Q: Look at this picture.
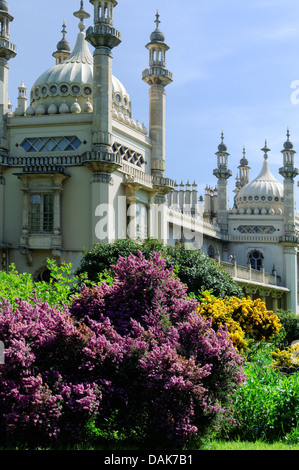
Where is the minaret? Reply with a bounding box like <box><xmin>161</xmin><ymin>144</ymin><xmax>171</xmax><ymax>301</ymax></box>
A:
<box><xmin>142</xmin><ymin>11</ymin><xmax>173</xmax><ymax>178</ymax></box>
<box><xmin>84</xmin><ymin>1</ymin><xmax>122</xmax><ymax>244</ymax></box>
<box><xmin>0</xmin><ymin>0</ymin><xmax>16</xmax><ymax>153</ymax></box>
<box><xmin>279</xmin><ymin>130</ymin><xmax>299</xmax><ymax>313</ymax></box>
<box><xmin>14</xmin><ymin>80</ymin><xmax>28</xmax><ymax>116</ymax></box>
<box><xmin>238</xmin><ymin>147</ymin><xmax>250</xmax><ymax>188</ymax></box>
<box><xmin>86</xmin><ymin>0</ymin><xmax>121</xmax><ymax>155</ymax></box>
<box><xmin>279</xmin><ymin>129</ymin><xmax>299</xmax><ymax>234</ymax></box>
<box><xmin>52</xmin><ymin>21</ymin><xmax>71</xmax><ymax>64</ymax></box>
<box><xmin>213</xmin><ymin>132</ymin><xmax>232</xmax><ymax>233</ymax></box>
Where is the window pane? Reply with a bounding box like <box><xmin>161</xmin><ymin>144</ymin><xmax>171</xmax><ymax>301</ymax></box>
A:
<box><xmin>43</xmin><ymin>194</ymin><xmax>54</xmax><ymax>232</ymax></box>
<box><xmin>29</xmin><ymin>194</ymin><xmax>41</xmax><ymax>232</ymax></box>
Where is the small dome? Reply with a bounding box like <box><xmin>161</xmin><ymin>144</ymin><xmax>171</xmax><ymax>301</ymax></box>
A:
<box><xmin>25</xmin><ymin>105</ymin><xmax>35</xmax><ymax>116</ymax></box>
<box><xmin>236</xmin><ymin>157</ymin><xmax>284</xmax><ymax>215</ymax></box>
<box><xmin>150</xmin><ymin>29</ymin><xmax>165</xmax><ymax>43</ymax></box>
<box><xmin>218</xmin><ymin>142</ymin><xmax>227</xmax><ymax>152</ymax></box>
<box><xmin>48</xmin><ymin>102</ymin><xmax>58</xmax><ymax>114</ymax></box>
<box><xmin>70</xmin><ymin>99</ymin><xmax>81</xmax><ymax>113</ymax></box>
<box><xmin>0</xmin><ymin>1</ymin><xmax>9</xmax><ymax>12</ymax></box>
<box><xmin>150</xmin><ymin>11</ymin><xmax>165</xmax><ymax>42</ymax></box>
<box><xmin>239</xmin><ymin>157</ymin><xmax>249</xmax><ymax>166</ymax></box>
<box><xmin>59</xmin><ymin>101</ymin><xmax>69</xmax><ymax>114</ymax></box>
<box><xmin>56</xmin><ymin>37</ymin><xmax>71</xmax><ymax>53</ymax></box>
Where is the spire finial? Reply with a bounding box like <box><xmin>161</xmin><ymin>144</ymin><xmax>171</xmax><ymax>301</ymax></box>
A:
<box><xmin>74</xmin><ymin>0</ymin><xmax>90</xmax><ymax>32</ymax></box>
<box><xmin>61</xmin><ymin>20</ymin><xmax>67</xmax><ymax>39</ymax></box>
<box><xmin>261</xmin><ymin>139</ymin><xmax>270</xmax><ymax>160</ymax></box>
<box><xmin>283</xmin><ymin>127</ymin><xmax>294</xmax><ymax>151</ymax></box>
<box><xmin>155</xmin><ymin>9</ymin><xmax>161</xmax><ymax>29</ymax></box>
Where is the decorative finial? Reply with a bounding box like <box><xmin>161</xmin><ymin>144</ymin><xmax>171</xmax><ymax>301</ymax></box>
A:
<box><xmin>155</xmin><ymin>9</ymin><xmax>161</xmax><ymax>29</ymax></box>
<box><xmin>283</xmin><ymin>127</ymin><xmax>294</xmax><ymax>151</ymax></box>
<box><xmin>61</xmin><ymin>20</ymin><xmax>67</xmax><ymax>39</ymax></box>
<box><xmin>74</xmin><ymin>0</ymin><xmax>90</xmax><ymax>31</ymax></box>
<box><xmin>261</xmin><ymin>139</ymin><xmax>270</xmax><ymax>160</ymax></box>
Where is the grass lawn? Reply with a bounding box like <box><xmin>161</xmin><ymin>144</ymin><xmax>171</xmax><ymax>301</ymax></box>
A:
<box><xmin>201</xmin><ymin>439</ymin><xmax>299</xmax><ymax>450</ymax></box>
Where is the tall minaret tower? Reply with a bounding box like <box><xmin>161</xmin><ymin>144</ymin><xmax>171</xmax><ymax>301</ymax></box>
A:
<box><xmin>213</xmin><ymin>132</ymin><xmax>232</xmax><ymax>233</ymax></box>
<box><xmin>86</xmin><ymin>0</ymin><xmax>121</xmax><ymax>155</ymax></box>
<box><xmin>279</xmin><ymin>129</ymin><xmax>299</xmax><ymax>313</ymax></box>
<box><xmin>142</xmin><ymin>11</ymin><xmax>173</xmax><ymax>178</ymax></box>
<box><xmin>0</xmin><ymin>0</ymin><xmax>16</xmax><ymax>153</ymax></box>
<box><xmin>85</xmin><ymin>1</ymin><xmax>121</xmax><ymax>244</ymax></box>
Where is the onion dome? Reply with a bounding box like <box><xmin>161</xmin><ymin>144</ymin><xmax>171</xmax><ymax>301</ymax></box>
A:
<box><xmin>150</xmin><ymin>10</ymin><xmax>165</xmax><ymax>43</ymax></box>
<box><xmin>283</xmin><ymin>128</ymin><xmax>294</xmax><ymax>151</ymax></box>
<box><xmin>236</xmin><ymin>141</ymin><xmax>284</xmax><ymax>215</ymax></box>
<box><xmin>29</xmin><ymin>2</ymin><xmax>132</xmax><ymax>120</ymax></box>
<box><xmin>217</xmin><ymin>131</ymin><xmax>228</xmax><ymax>153</ymax></box>
<box><xmin>0</xmin><ymin>1</ymin><xmax>8</xmax><ymax>12</ymax></box>
<box><xmin>53</xmin><ymin>21</ymin><xmax>71</xmax><ymax>61</ymax></box>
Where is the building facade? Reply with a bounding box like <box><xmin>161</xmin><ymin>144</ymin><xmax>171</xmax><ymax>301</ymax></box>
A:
<box><xmin>0</xmin><ymin>1</ymin><xmax>298</xmax><ymax>312</ymax></box>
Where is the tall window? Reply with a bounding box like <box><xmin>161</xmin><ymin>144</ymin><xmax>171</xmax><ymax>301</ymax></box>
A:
<box><xmin>248</xmin><ymin>250</ymin><xmax>264</xmax><ymax>271</ymax></box>
<box><xmin>136</xmin><ymin>203</ymin><xmax>148</xmax><ymax>241</ymax></box>
<box><xmin>29</xmin><ymin>194</ymin><xmax>54</xmax><ymax>233</ymax></box>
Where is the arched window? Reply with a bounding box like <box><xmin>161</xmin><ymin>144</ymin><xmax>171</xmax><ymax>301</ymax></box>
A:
<box><xmin>248</xmin><ymin>250</ymin><xmax>264</xmax><ymax>271</ymax></box>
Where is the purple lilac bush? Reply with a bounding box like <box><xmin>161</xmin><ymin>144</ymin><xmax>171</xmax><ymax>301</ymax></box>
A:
<box><xmin>0</xmin><ymin>252</ymin><xmax>245</xmax><ymax>448</ymax></box>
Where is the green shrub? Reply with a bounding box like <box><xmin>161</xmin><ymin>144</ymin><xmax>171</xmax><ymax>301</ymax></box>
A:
<box><xmin>227</xmin><ymin>358</ymin><xmax>299</xmax><ymax>442</ymax></box>
<box><xmin>0</xmin><ymin>260</ymin><xmax>82</xmax><ymax>307</ymax></box>
<box><xmin>276</xmin><ymin>309</ymin><xmax>299</xmax><ymax>347</ymax></box>
<box><xmin>76</xmin><ymin>239</ymin><xmax>243</xmax><ymax>299</ymax></box>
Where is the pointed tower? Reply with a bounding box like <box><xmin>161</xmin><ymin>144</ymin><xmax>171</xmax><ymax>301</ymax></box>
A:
<box><xmin>0</xmin><ymin>0</ymin><xmax>16</xmax><ymax>153</ymax></box>
<box><xmin>85</xmin><ymin>1</ymin><xmax>122</xmax><ymax>244</ymax></box>
<box><xmin>238</xmin><ymin>147</ymin><xmax>250</xmax><ymax>188</ymax></box>
<box><xmin>279</xmin><ymin>130</ymin><xmax>299</xmax><ymax>313</ymax></box>
<box><xmin>52</xmin><ymin>21</ymin><xmax>71</xmax><ymax>64</ymax></box>
<box><xmin>14</xmin><ymin>80</ymin><xmax>28</xmax><ymax>116</ymax></box>
<box><xmin>142</xmin><ymin>11</ymin><xmax>173</xmax><ymax>178</ymax></box>
<box><xmin>279</xmin><ymin>129</ymin><xmax>299</xmax><ymax>234</ymax></box>
<box><xmin>213</xmin><ymin>132</ymin><xmax>232</xmax><ymax>233</ymax></box>
<box><xmin>86</xmin><ymin>0</ymin><xmax>121</xmax><ymax>156</ymax></box>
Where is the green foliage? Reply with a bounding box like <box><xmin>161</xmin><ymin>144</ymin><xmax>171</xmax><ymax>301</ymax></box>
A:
<box><xmin>76</xmin><ymin>239</ymin><xmax>243</xmax><ymax>298</ymax></box>
<box><xmin>276</xmin><ymin>309</ymin><xmax>299</xmax><ymax>348</ymax></box>
<box><xmin>0</xmin><ymin>260</ymin><xmax>83</xmax><ymax>307</ymax></box>
<box><xmin>227</xmin><ymin>347</ymin><xmax>299</xmax><ymax>442</ymax></box>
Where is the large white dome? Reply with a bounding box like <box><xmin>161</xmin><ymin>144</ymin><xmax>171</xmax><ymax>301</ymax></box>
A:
<box><xmin>235</xmin><ymin>157</ymin><xmax>284</xmax><ymax>215</ymax></box>
<box><xmin>29</xmin><ymin>31</ymin><xmax>132</xmax><ymax>118</ymax></box>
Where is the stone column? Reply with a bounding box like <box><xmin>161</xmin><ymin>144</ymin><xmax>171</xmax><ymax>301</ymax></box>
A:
<box><xmin>92</xmin><ymin>173</ymin><xmax>115</xmax><ymax>245</ymax></box>
<box><xmin>127</xmin><ymin>196</ymin><xmax>138</xmax><ymax>241</ymax></box>
<box><xmin>283</xmin><ymin>245</ymin><xmax>298</xmax><ymax>313</ymax></box>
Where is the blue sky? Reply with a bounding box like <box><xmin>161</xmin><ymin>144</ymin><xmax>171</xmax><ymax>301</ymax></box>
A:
<box><xmin>7</xmin><ymin>0</ymin><xmax>299</xmax><ymax>206</ymax></box>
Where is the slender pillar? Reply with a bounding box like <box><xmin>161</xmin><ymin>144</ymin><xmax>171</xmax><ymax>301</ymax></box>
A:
<box><xmin>279</xmin><ymin>130</ymin><xmax>299</xmax><ymax>313</ymax></box>
<box><xmin>85</xmin><ymin>1</ymin><xmax>121</xmax><ymax>244</ymax></box>
<box><xmin>213</xmin><ymin>132</ymin><xmax>232</xmax><ymax>234</ymax></box>
<box><xmin>0</xmin><ymin>1</ymin><xmax>16</xmax><ymax>152</ymax></box>
<box><xmin>142</xmin><ymin>11</ymin><xmax>173</xmax><ymax>177</ymax></box>
<box><xmin>86</xmin><ymin>0</ymin><xmax>121</xmax><ymax>153</ymax></box>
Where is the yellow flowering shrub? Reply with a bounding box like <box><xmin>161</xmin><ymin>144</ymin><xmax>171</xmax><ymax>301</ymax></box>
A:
<box><xmin>197</xmin><ymin>292</ymin><xmax>282</xmax><ymax>352</ymax></box>
<box><xmin>271</xmin><ymin>341</ymin><xmax>299</xmax><ymax>373</ymax></box>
